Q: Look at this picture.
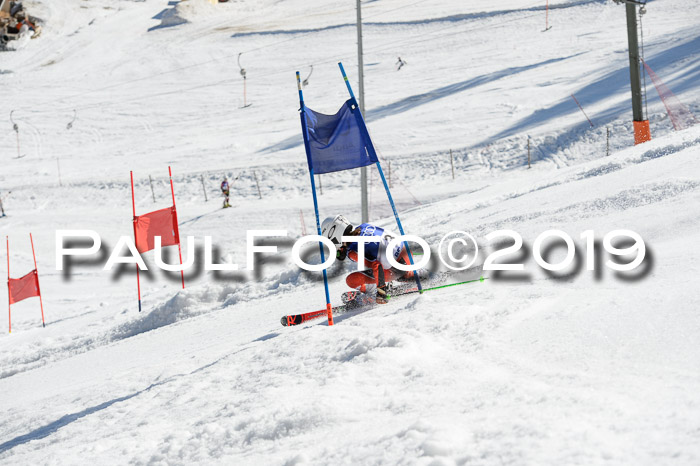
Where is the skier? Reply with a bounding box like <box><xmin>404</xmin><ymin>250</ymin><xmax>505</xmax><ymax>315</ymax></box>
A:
<box><xmin>321</xmin><ymin>214</ymin><xmax>414</xmax><ymax>304</ymax></box>
<box><xmin>396</xmin><ymin>56</ymin><xmax>406</xmax><ymax>71</ymax></box>
<box><xmin>220</xmin><ymin>177</ymin><xmax>231</xmax><ymax>208</ymax></box>
<box><xmin>9</xmin><ymin>1</ymin><xmax>23</xmax><ymax>17</ymax></box>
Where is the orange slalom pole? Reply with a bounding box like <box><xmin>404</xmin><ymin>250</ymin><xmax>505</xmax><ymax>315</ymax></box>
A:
<box><xmin>326</xmin><ymin>303</ymin><xmax>333</xmax><ymax>326</ymax></box>
<box><xmin>29</xmin><ymin>233</ymin><xmax>45</xmax><ymax>328</ymax></box>
<box><xmin>6</xmin><ymin>236</ymin><xmax>10</xmax><ymax>334</ymax></box>
<box><xmin>168</xmin><ymin>166</ymin><xmax>185</xmax><ymax>289</ymax></box>
<box><xmin>131</xmin><ymin>171</ymin><xmax>142</xmax><ymax>312</ymax></box>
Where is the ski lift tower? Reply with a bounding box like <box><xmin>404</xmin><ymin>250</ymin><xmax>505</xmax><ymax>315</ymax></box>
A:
<box><xmin>356</xmin><ymin>0</ymin><xmax>368</xmax><ymax>223</ymax></box>
<box><xmin>614</xmin><ymin>0</ymin><xmax>650</xmax><ymax>145</ymax></box>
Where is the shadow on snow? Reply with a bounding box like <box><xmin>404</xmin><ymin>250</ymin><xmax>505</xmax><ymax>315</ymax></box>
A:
<box><xmin>260</xmin><ymin>54</ymin><xmax>583</xmax><ymax>154</ymax></box>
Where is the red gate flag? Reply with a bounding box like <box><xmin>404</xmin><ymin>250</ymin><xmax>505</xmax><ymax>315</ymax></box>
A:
<box><xmin>7</xmin><ymin>234</ymin><xmax>46</xmax><ymax>333</ymax></box>
<box><xmin>9</xmin><ymin>270</ymin><xmax>40</xmax><ymax>304</ymax></box>
<box><xmin>130</xmin><ymin>167</ymin><xmax>185</xmax><ymax>313</ymax></box>
<box><xmin>134</xmin><ymin>206</ymin><xmax>179</xmax><ymax>253</ymax></box>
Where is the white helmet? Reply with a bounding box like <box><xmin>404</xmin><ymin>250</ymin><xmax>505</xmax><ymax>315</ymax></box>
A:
<box><xmin>321</xmin><ymin>215</ymin><xmax>354</xmax><ymax>248</ymax></box>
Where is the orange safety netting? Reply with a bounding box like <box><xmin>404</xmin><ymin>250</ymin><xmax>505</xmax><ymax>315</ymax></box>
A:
<box><xmin>643</xmin><ymin>60</ymin><xmax>697</xmax><ymax>131</ymax></box>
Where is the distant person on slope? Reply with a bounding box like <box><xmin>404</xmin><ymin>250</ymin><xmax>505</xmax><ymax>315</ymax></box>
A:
<box><xmin>321</xmin><ymin>214</ymin><xmax>417</xmax><ymax>304</ymax></box>
<box><xmin>9</xmin><ymin>1</ymin><xmax>23</xmax><ymax>18</ymax></box>
<box><xmin>396</xmin><ymin>57</ymin><xmax>406</xmax><ymax>71</ymax></box>
<box><xmin>17</xmin><ymin>15</ymin><xmax>36</xmax><ymax>35</ymax></box>
<box><xmin>221</xmin><ymin>178</ymin><xmax>231</xmax><ymax>208</ymax></box>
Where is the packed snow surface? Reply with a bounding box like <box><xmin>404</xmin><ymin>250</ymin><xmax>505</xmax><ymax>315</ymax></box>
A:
<box><xmin>1</xmin><ymin>0</ymin><xmax>699</xmax><ymax>464</ymax></box>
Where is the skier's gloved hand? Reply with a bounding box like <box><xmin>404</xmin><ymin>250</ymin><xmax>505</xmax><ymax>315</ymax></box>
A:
<box><xmin>337</xmin><ymin>246</ymin><xmax>347</xmax><ymax>261</ymax></box>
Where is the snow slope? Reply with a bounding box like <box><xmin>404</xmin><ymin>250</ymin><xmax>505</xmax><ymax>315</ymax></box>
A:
<box><xmin>1</xmin><ymin>0</ymin><xmax>699</xmax><ymax>464</ymax></box>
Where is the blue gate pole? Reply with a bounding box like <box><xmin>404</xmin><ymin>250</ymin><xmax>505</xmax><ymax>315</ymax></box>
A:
<box><xmin>337</xmin><ymin>62</ymin><xmax>423</xmax><ymax>292</ymax></box>
<box><xmin>297</xmin><ymin>72</ymin><xmax>334</xmax><ymax>325</ymax></box>
<box><xmin>373</xmin><ymin>162</ymin><xmax>422</xmax><ymax>292</ymax></box>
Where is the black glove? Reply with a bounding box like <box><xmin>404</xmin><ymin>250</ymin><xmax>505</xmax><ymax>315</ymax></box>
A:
<box><xmin>336</xmin><ymin>246</ymin><xmax>347</xmax><ymax>261</ymax></box>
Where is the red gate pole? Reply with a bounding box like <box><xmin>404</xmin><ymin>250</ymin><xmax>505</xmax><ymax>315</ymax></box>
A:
<box><xmin>6</xmin><ymin>236</ymin><xmax>10</xmax><ymax>334</ymax></box>
<box><xmin>168</xmin><ymin>166</ymin><xmax>185</xmax><ymax>289</ymax></box>
<box><xmin>300</xmin><ymin>209</ymin><xmax>307</xmax><ymax>236</ymax></box>
<box><xmin>130</xmin><ymin>171</ymin><xmax>143</xmax><ymax>312</ymax></box>
<box><xmin>571</xmin><ymin>94</ymin><xmax>594</xmax><ymax>128</ymax></box>
<box><xmin>29</xmin><ymin>233</ymin><xmax>45</xmax><ymax>328</ymax></box>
